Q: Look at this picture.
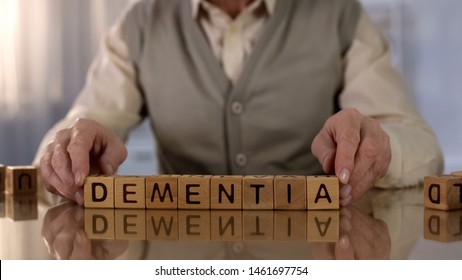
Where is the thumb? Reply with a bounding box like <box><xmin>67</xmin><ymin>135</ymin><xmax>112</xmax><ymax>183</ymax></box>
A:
<box><xmin>311</xmin><ymin>130</ymin><xmax>337</xmax><ymax>174</ymax></box>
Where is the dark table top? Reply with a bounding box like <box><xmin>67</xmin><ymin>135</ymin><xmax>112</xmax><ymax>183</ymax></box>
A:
<box><xmin>1</xmin><ymin>184</ymin><xmax>461</xmax><ymax>260</ymax></box>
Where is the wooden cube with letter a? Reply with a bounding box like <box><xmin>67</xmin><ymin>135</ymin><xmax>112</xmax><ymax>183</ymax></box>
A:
<box><xmin>243</xmin><ymin>175</ymin><xmax>274</xmax><ymax>210</ymax></box>
<box><xmin>211</xmin><ymin>175</ymin><xmax>242</xmax><ymax>209</ymax></box>
<box><xmin>0</xmin><ymin>164</ymin><xmax>5</xmax><ymax>193</ymax></box>
<box><xmin>115</xmin><ymin>176</ymin><xmax>146</xmax><ymax>209</ymax></box>
<box><xmin>178</xmin><ymin>175</ymin><xmax>211</xmax><ymax>209</ymax></box>
<box><xmin>306</xmin><ymin>176</ymin><xmax>339</xmax><ymax>210</ymax></box>
<box><xmin>84</xmin><ymin>176</ymin><xmax>115</xmax><ymax>208</ymax></box>
<box><xmin>146</xmin><ymin>175</ymin><xmax>179</xmax><ymax>209</ymax></box>
<box><xmin>6</xmin><ymin>166</ymin><xmax>37</xmax><ymax>195</ymax></box>
<box><xmin>274</xmin><ymin>175</ymin><xmax>306</xmax><ymax>210</ymax></box>
<box><xmin>424</xmin><ymin>175</ymin><xmax>462</xmax><ymax>210</ymax></box>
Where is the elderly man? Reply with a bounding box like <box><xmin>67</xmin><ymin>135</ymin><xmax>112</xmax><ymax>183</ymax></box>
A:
<box><xmin>35</xmin><ymin>0</ymin><xmax>443</xmax><ymax>206</ymax></box>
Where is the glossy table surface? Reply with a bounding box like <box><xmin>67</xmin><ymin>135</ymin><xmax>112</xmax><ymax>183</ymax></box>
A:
<box><xmin>1</xmin><ymin>183</ymin><xmax>461</xmax><ymax>260</ymax></box>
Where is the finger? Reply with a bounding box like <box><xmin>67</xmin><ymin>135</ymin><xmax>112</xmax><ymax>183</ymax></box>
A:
<box><xmin>311</xmin><ymin>130</ymin><xmax>337</xmax><ymax>174</ymax></box>
<box><xmin>40</xmin><ymin>153</ymin><xmax>74</xmax><ymax>200</ymax></box>
<box><xmin>69</xmin><ymin>230</ymin><xmax>93</xmax><ymax>260</ymax></box>
<box><xmin>335</xmin><ymin>235</ymin><xmax>355</xmax><ymax>259</ymax></box>
<box><xmin>97</xmin><ymin>137</ymin><xmax>127</xmax><ymax>175</ymax></box>
<box><xmin>51</xmin><ymin>143</ymin><xmax>75</xmax><ymax>189</ymax></box>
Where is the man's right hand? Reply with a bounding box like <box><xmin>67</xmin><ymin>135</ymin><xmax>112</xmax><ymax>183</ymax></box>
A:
<box><xmin>40</xmin><ymin>118</ymin><xmax>127</xmax><ymax>205</ymax></box>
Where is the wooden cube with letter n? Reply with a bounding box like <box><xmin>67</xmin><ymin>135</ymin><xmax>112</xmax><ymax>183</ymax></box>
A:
<box><xmin>84</xmin><ymin>176</ymin><xmax>115</xmax><ymax>208</ymax></box>
<box><xmin>115</xmin><ymin>176</ymin><xmax>146</xmax><ymax>209</ymax></box>
<box><xmin>306</xmin><ymin>176</ymin><xmax>339</xmax><ymax>210</ymax></box>
<box><xmin>146</xmin><ymin>175</ymin><xmax>179</xmax><ymax>209</ymax></box>
<box><xmin>6</xmin><ymin>166</ymin><xmax>37</xmax><ymax>195</ymax></box>
<box><xmin>243</xmin><ymin>175</ymin><xmax>274</xmax><ymax>210</ymax></box>
<box><xmin>178</xmin><ymin>175</ymin><xmax>211</xmax><ymax>209</ymax></box>
<box><xmin>211</xmin><ymin>175</ymin><xmax>242</xmax><ymax>209</ymax></box>
<box><xmin>0</xmin><ymin>164</ymin><xmax>5</xmax><ymax>193</ymax></box>
<box><xmin>424</xmin><ymin>175</ymin><xmax>462</xmax><ymax>210</ymax></box>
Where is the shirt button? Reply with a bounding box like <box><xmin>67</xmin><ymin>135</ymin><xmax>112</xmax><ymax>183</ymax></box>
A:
<box><xmin>231</xmin><ymin>101</ymin><xmax>244</xmax><ymax>115</ymax></box>
<box><xmin>235</xmin><ymin>153</ymin><xmax>247</xmax><ymax>166</ymax></box>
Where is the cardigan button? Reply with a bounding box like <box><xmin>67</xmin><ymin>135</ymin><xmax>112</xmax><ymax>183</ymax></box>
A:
<box><xmin>235</xmin><ymin>153</ymin><xmax>248</xmax><ymax>166</ymax></box>
<box><xmin>231</xmin><ymin>101</ymin><xmax>244</xmax><ymax>115</ymax></box>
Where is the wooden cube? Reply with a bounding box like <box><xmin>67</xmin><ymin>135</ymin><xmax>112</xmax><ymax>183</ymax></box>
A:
<box><xmin>424</xmin><ymin>175</ymin><xmax>462</xmax><ymax>210</ymax></box>
<box><xmin>274</xmin><ymin>211</ymin><xmax>306</xmax><ymax>241</ymax></box>
<box><xmin>146</xmin><ymin>175</ymin><xmax>179</xmax><ymax>209</ymax></box>
<box><xmin>0</xmin><ymin>193</ymin><xmax>5</xmax><ymax>218</ymax></box>
<box><xmin>243</xmin><ymin>175</ymin><xmax>274</xmax><ymax>210</ymax></box>
<box><xmin>115</xmin><ymin>209</ymin><xmax>146</xmax><ymax>240</ymax></box>
<box><xmin>84</xmin><ymin>209</ymin><xmax>115</xmax><ymax>240</ymax></box>
<box><xmin>424</xmin><ymin>208</ymin><xmax>462</xmax><ymax>242</ymax></box>
<box><xmin>307</xmin><ymin>210</ymin><xmax>339</xmax><ymax>242</ymax></box>
<box><xmin>306</xmin><ymin>176</ymin><xmax>339</xmax><ymax>210</ymax></box>
<box><xmin>178</xmin><ymin>175</ymin><xmax>211</xmax><ymax>209</ymax></box>
<box><xmin>243</xmin><ymin>211</ymin><xmax>273</xmax><ymax>241</ymax></box>
<box><xmin>0</xmin><ymin>164</ymin><xmax>5</xmax><ymax>193</ymax></box>
<box><xmin>211</xmin><ymin>175</ymin><xmax>243</xmax><ymax>209</ymax></box>
<box><xmin>274</xmin><ymin>175</ymin><xmax>306</xmax><ymax>210</ymax></box>
<box><xmin>451</xmin><ymin>171</ymin><xmax>462</xmax><ymax>177</ymax></box>
<box><xmin>115</xmin><ymin>176</ymin><xmax>146</xmax><ymax>209</ymax></box>
<box><xmin>210</xmin><ymin>210</ymin><xmax>243</xmax><ymax>241</ymax></box>
<box><xmin>178</xmin><ymin>210</ymin><xmax>210</xmax><ymax>240</ymax></box>
<box><xmin>146</xmin><ymin>210</ymin><xmax>179</xmax><ymax>241</ymax></box>
<box><xmin>6</xmin><ymin>194</ymin><xmax>38</xmax><ymax>221</ymax></box>
<box><xmin>6</xmin><ymin>166</ymin><xmax>37</xmax><ymax>195</ymax></box>
<box><xmin>84</xmin><ymin>176</ymin><xmax>115</xmax><ymax>208</ymax></box>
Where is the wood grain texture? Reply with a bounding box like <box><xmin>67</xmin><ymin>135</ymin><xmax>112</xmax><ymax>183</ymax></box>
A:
<box><xmin>84</xmin><ymin>209</ymin><xmax>115</xmax><ymax>239</ymax></box>
<box><xmin>178</xmin><ymin>210</ymin><xmax>211</xmax><ymax>240</ymax></box>
<box><xmin>146</xmin><ymin>210</ymin><xmax>179</xmax><ymax>241</ymax></box>
<box><xmin>5</xmin><ymin>166</ymin><xmax>37</xmax><ymax>195</ymax></box>
<box><xmin>115</xmin><ymin>209</ymin><xmax>146</xmax><ymax>240</ymax></box>
<box><xmin>84</xmin><ymin>176</ymin><xmax>115</xmax><ymax>208</ymax></box>
<box><xmin>307</xmin><ymin>210</ymin><xmax>339</xmax><ymax>242</ymax></box>
<box><xmin>5</xmin><ymin>194</ymin><xmax>38</xmax><ymax>221</ymax></box>
<box><xmin>211</xmin><ymin>175</ymin><xmax>243</xmax><ymax>209</ymax></box>
<box><xmin>243</xmin><ymin>175</ymin><xmax>274</xmax><ymax>210</ymax></box>
<box><xmin>114</xmin><ymin>176</ymin><xmax>146</xmax><ymax>209</ymax></box>
<box><xmin>178</xmin><ymin>175</ymin><xmax>212</xmax><ymax>209</ymax></box>
<box><xmin>211</xmin><ymin>210</ymin><xmax>243</xmax><ymax>241</ymax></box>
<box><xmin>274</xmin><ymin>175</ymin><xmax>306</xmax><ymax>210</ymax></box>
<box><xmin>424</xmin><ymin>175</ymin><xmax>462</xmax><ymax>210</ymax></box>
<box><xmin>424</xmin><ymin>208</ymin><xmax>462</xmax><ymax>242</ymax></box>
<box><xmin>306</xmin><ymin>176</ymin><xmax>339</xmax><ymax>210</ymax></box>
<box><xmin>146</xmin><ymin>175</ymin><xmax>179</xmax><ymax>209</ymax></box>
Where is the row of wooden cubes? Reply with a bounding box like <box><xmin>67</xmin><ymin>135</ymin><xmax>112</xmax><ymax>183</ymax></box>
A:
<box><xmin>84</xmin><ymin>175</ymin><xmax>339</xmax><ymax>210</ymax></box>
<box><xmin>85</xmin><ymin>209</ymin><xmax>339</xmax><ymax>242</ymax></box>
<box><xmin>423</xmin><ymin>172</ymin><xmax>462</xmax><ymax>210</ymax></box>
<box><xmin>0</xmin><ymin>164</ymin><xmax>38</xmax><ymax>195</ymax></box>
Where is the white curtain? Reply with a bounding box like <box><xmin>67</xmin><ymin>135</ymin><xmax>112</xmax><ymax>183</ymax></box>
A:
<box><xmin>0</xmin><ymin>0</ymin><xmax>130</xmax><ymax>165</ymax></box>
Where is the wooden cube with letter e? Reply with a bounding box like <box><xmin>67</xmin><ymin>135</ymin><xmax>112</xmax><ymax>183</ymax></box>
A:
<box><xmin>306</xmin><ymin>175</ymin><xmax>339</xmax><ymax>210</ymax></box>
<box><xmin>6</xmin><ymin>166</ymin><xmax>37</xmax><ymax>195</ymax></box>
<box><xmin>84</xmin><ymin>176</ymin><xmax>115</xmax><ymax>208</ymax></box>
<box><xmin>178</xmin><ymin>175</ymin><xmax>212</xmax><ymax>209</ymax></box>
<box><xmin>424</xmin><ymin>175</ymin><xmax>462</xmax><ymax>210</ymax></box>
<box><xmin>115</xmin><ymin>176</ymin><xmax>146</xmax><ymax>209</ymax></box>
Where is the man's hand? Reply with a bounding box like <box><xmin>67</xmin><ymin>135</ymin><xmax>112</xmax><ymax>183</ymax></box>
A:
<box><xmin>311</xmin><ymin>108</ymin><xmax>391</xmax><ymax>206</ymax></box>
<box><xmin>40</xmin><ymin>118</ymin><xmax>127</xmax><ymax>205</ymax></box>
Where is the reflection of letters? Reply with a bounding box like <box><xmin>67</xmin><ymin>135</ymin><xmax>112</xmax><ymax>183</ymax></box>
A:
<box><xmin>219</xmin><ymin>216</ymin><xmax>235</xmax><ymax>236</ymax></box>
<box><xmin>251</xmin><ymin>216</ymin><xmax>265</xmax><ymax>237</ymax></box>
<box><xmin>18</xmin><ymin>174</ymin><xmax>32</xmax><ymax>191</ymax></box>
<box><xmin>428</xmin><ymin>215</ymin><xmax>440</xmax><ymax>235</ymax></box>
<box><xmin>186</xmin><ymin>215</ymin><xmax>200</xmax><ymax>235</ymax></box>
<box><xmin>92</xmin><ymin>214</ymin><xmax>108</xmax><ymax>234</ymax></box>
<box><xmin>150</xmin><ymin>216</ymin><xmax>174</xmax><ymax>236</ymax></box>
<box><xmin>314</xmin><ymin>184</ymin><xmax>332</xmax><ymax>204</ymax></box>
<box><xmin>151</xmin><ymin>183</ymin><xmax>173</xmax><ymax>203</ymax></box>
<box><xmin>92</xmin><ymin>183</ymin><xmax>107</xmax><ymax>202</ymax></box>
<box><xmin>315</xmin><ymin>217</ymin><xmax>331</xmax><ymax>237</ymax></box>
<box><xmin>428</xmin><ymin>184</ymin><xmax>440</xmax><ymax>204</ymax></box>
<box><xmin>123</xmin><ymin>214</ymin><xmax>137</xmax><ymax>234</ymax></box>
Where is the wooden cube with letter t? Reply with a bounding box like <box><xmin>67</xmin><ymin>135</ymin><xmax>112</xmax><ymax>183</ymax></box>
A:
<box><xmin>6</xmin><ymin>166</ymin><xmax>37</xmax><ymax>195</ymax></box>
<box><xmin>178</xmin><ymin>175</ymin><xmax>211</xmax><ymax>209</ymax></box>
<box><xmin>84</xmin><ymin>176</ymin><xmax>115</xmax><ymax>208</ymax></box>
<box><xmin>424</xmin><ymin>175</ymin><xmax>462</xmax><ymax>210</ymax></box>
<box><xmin>306</xmin><ymin>176</ymin><xmax>339</xmax><ymax>210</ymax></box>
<box><xmin>243</xmin><ymin>175</ymin><xmax>274</xmax><ymax>210</ymax></box>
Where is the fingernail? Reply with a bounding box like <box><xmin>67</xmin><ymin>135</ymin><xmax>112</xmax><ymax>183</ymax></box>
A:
<box><xmin>340</xmin><ymin>194</ymin><xmax>352</xmax><ymax>207</ymax></box>
<box><xmin>340</xmin><ymin>184</ymin><xmax>352</xmax><ymax>199</ymax></box>
<box><xmin>339</xmin><ymin>235</ymin><xmax>350</xmax><ymax>250</ymax></box>
<box><xmin>75</xmin><ymin>190</ymin><xmax>84</xmax><ymax>206</ymax></box>
<box><xmin>339</xmin><ymin>168</ymin><xmax>350</xmax><ymax>184</ymax></box>
<box><xmin>74</xmin><ymin>172</ymin><xmax>82</xmax><ymax>186</ymax></box>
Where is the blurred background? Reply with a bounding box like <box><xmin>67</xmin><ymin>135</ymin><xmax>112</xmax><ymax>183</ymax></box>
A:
<box><xmin>0</xmin><ymin>0</ymin><xmax>461</xmax><ymax>175</ymax></box>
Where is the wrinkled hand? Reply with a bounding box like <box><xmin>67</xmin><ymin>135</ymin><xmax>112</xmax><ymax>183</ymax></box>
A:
<box><xmin>40</xmin><ymin>118</ymin><xmax>127</xmax><ymax>205</ymax></box>
<box><xmin>312</xmin><ymin>206</ymin><xmax>391</xmax><ymax>260</ymax></box>
<box><xmin>41</xmin><ymin>202</ymin><xmax>128</xmax><ymax>260</ymax></box>
<box><xmin>311</xmin><ymin>108</ymin><xmax>391</xmax><ymax>205</ymax></box>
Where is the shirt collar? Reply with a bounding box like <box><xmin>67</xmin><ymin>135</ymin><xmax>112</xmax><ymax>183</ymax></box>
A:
<box><xmin>191</xmin><ymin>0</ymin><xmax>276</xmax><ymax>18</ymax></box>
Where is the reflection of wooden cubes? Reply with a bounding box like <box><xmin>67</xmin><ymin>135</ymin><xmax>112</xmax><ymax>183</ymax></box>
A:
<box><xmin>424</xmin><ymin>175</ymin><xmax>462</xmax><ymax>210</ymax></box>
<box><xmin>178</xmin><ymin>175</ymin><xmax>211</xmax><ymax>209</ymax></box>
<box><xmin>424</xmin><ymin>208</ymin><xmax>462</xmax><ymax>242</ymax></box>
<box><xmin>115</xmin><ymin>176</ymin><xmax>146</xmax><ymax>209</ymax></box>
<box><xmin>146</xmin><ymin>210</ymin><xmax>178</xmax><ymax>240</ymax></box>
<box><xmin>0</xmin><ymin>164</ymin><xmax>5</xmax><ymax>192</ymax></box>
<box><xmin>84</xmin><ymin>176</ymin><xmax>115</xmax><ymax>208</ymax></box>
<box><xmin>115</xmin><ymin>209</ymin><xmax>146</xmax><ymax>240</ymax></box>
<box><xmin>211</xmin><ymin>210</ymin><xmax>242</xmax><ymax>241</ymax></box>
<box><xmin>211</xmin><ymin>176</ymin><xmax>243</xmax><ymax>209</ymax></box>
<box><xmin>243</xmin><ymin>211</ymin><xmax>273</xmax><ymax>241</ymax></box>
<box><xmin>243</xmin><ymin>176</ymin><xmax>274</xmax><ymax>210</ymax></box>
<box><xmin>6</xmin><ymin>194</ymin><xmax>38</xmax><ymax>221</ymax></box>
<box><xmin>307</xmin><ymin>210</ymin><xmax>339</xmax><ymax>242</ymax></box>
<box><xmin>178</xmin><ymin>210</ymin><xmax>210</xmax><ymax>240</ymax></box>
<box><xmin>274</xmin><ymin>175</ymin><xmax>306</xmax><ymax>210</ymax></box>
<box><xmin>146</xmin><ymin>175</ymin><xmax>179</xmax><ymax>209</ymax></box>
<box><xmin>84</xmin><ymin>209</ymin><xmax>115</xmax><ymax>239</ymax></box>
<box><xmin>6</xmin><ymin>166</ymin><xmax>37</xmax><ymax>195</ymax></box>
<box><xmin>0</xmin><ymin>193</ymin><xmax>5</xmax><ymax>218</ymax></box>
<box><xmin>307</xmin><ymin>176</ymin><xmax>339</xmax><ymax>210</ymax></box>
<box><xmin>274</xmin><ymin>211</ymin><xmax>306</xmax><ymax>241</ymax></box>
